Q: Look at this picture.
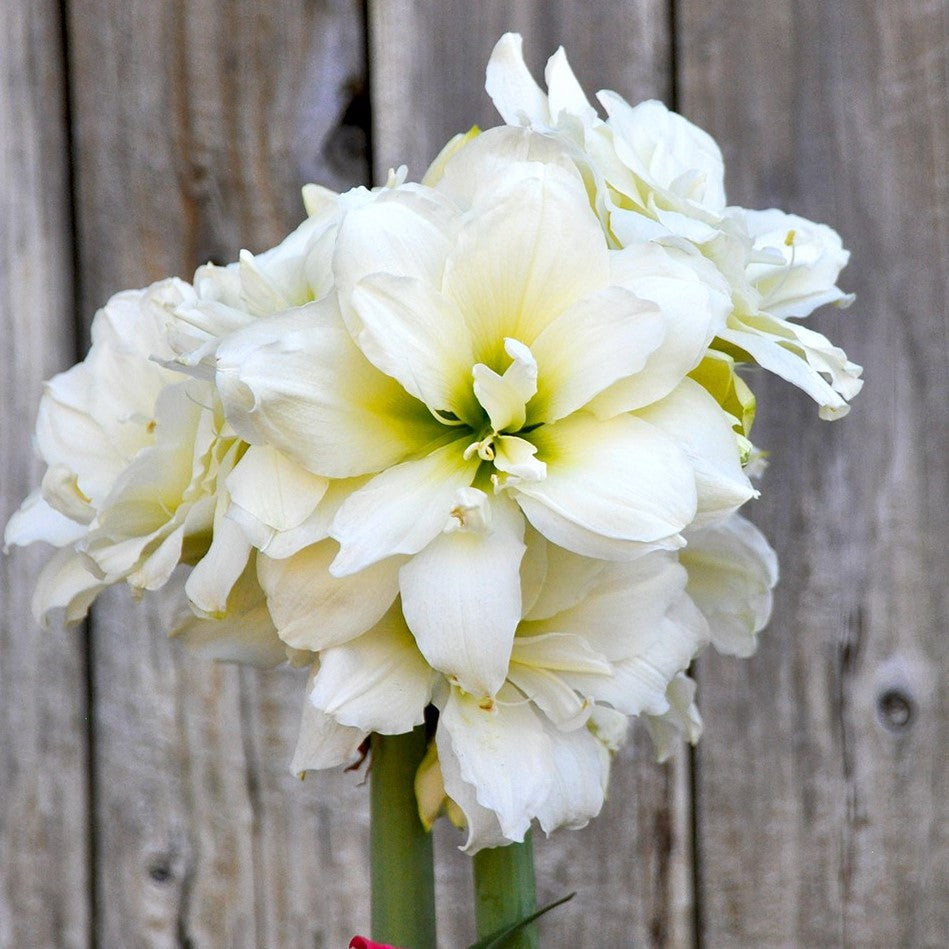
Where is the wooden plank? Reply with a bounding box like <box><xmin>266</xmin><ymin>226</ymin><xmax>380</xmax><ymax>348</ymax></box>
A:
<box><xmin>369</xmin><ymin>0</ymin><xmax>672</xmax><ymax>182</ymax></box>
<box><xmin>678</xmin><ymin>1</ymin><xmax>949</xmax><ymax>945</ymax></box>
<box><xmin>0</xmin><ymin>1</ymin><xmax>92</xmax><ymax>945</ymax></box>
<box><xmin>64</xmin><ymin>1</ymin><xmax>375</xmax><ymax>944</ymax></box>
<box><xmin>367</xmin><ymin>5</ymin><xmax>696</xmax><ymax>946</ymax></box>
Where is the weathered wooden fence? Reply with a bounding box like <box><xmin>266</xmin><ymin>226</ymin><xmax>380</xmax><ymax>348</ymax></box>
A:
<box><xmin>2</xmin><ymin>1</ymin><xmax>946</xmax><ymax>946</ymax></box>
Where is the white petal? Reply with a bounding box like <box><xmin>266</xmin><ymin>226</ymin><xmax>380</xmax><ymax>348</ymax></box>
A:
<box><xmin>743</xmin><ymin>208</ymin><xmax>853</xmax><ymax>318</ymax></box>
<box><xmin>437</xmin><ymin>685</ymin><xmax>553</xmax><ymax>843</ymax></box>
<box><xmin>718</xmin><ymin>312</ymin><xmax>862</xmax><ymax>418</ymax></box>
<box><xmin>330</xmin><ymin>438</ymin><xmax>479</xmax><ymax>575</ymax></box>
<box><xmin>515</xmin><ymin>412</ymin><xmax>697</xmax><ymax>552</ymax></box>
<box><xmin>634</xmin><ymin>379</ymin><xmax>755</xmax><ymax>527</ymax></box>
<box><xmin>3</xmin><ymin>491</ymin><xmax>86</xmax><ymax>549</ymax></box>
<box><xmin>443</xmin><ymin>163</ymin><xmax>609</xmax><ymax>367</ymax></box>
<box><xmin>599</xmin><ymin>95</ymin><xmax>727</xmax><ymax>213</ymax></box>
<box><xmin>31</xmin><ymin>547</ymin><xmax>106</xmax><ymax>627</ymax></box>
<box><xmin>225</xmin><ymin>445</ymin><xmax>329</xmax><ymax>535</ymax></box>
<box><xmin>523</xmin><ymin>542</ymin><xmax>609</xmax><ymax>621</ymax></box>
<box><xmin>586</xmin><ymin>244</ymin><xmax>733</xmax><ymax>416</ymax></box>
<box><xmin>216</xmin><ymin>302</ymin><xmax>440</xmax><ymax>477</ymax></box>
<box><xmin>544</xmin><ymin>46</ymin><xmax>598</xmax><ymax>126</ymax></box>
<box><xmin>333</xmin><ymin>182</ymin><xmax>458</xmax><ymax>293</ymax></box>
<box><xmin>644</xmin><ymin>672</ymin><xmax>703</xmax><ymax>762</ymax></box>
<box><xmin>535</xmin><ymin>722</ymin><xmax>609</xmax><ymax>835</ymax></box>
<box><xmin>185</xmin><ymin>507</ymin><xmax>252</xmax><ymax>615</ymax></box>
<box><xmin>528</xmin><ymin>285</ymin><xmax>665</xmax><ymax>422</ymax></box>
<box><xmin>350</xmin><ymin>274</ymin><xmax>480</xmax><ymax>423</ymax></box>
<box><xmin>258</xmin><ymin>540</ymin><xmax>401</xmax><ymax>652</ymax></box>
<box><xmin>485</xmin><ymin>33</ymin><xmax>552</xmax><ymax>127</ymax></box>
<box><xmin>173</xmin><ymin>558</ymin><xmax>285</xmax><ymax>666</ymax></box>
<box><xmin>472</xmin><ymin>338</ymin><xmax>537</xmax><ymax>433</ymax></box>
<box><xmin>681</xmin><ymin>515</ymin><xmax>778</xmax><ymax>657</ymax></box>
<box><xmin>493</xmin><ymin>435</ymin><xmax>547</xmax><ymax>486</ymax></box>
<box><xmin>291</xmin><ymin>667</ymin><xmax>367</xmax><ymax>775</ymax></box>
<box><xmin>434</xmin><ymin>726</ymin><xmax>510</xmax><ymax>853</ymax></box>
<box><xmin>399</xmin><ymin>494</ymin><xmax>525</xmax><ymax>697</ymax></box>
<box><xmin>309</xmin><ymin>604</ymin><xmax>436</xmax><ymax>734</ymax></box>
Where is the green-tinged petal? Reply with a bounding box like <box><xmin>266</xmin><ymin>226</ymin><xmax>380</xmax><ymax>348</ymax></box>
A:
<box><xmin>443</xmin><ymin>163</ymin><xmax>608</xmax><ymax>367</ymax></box>
<box><xmin>216</xmin><ymin>301</ymin><xmax>440</xmax><ymax>477</ymax></box>
<box><xmin>258</xmin><ymin>540</ymin><xmax>401</xmax><ymax>652</ymax></box>
<box><xmin>291</xmin><ymin>666</ymin><xmax>368</xmax><ymax>776</ymax></box>
<box><xmin>634</xmin><ymin>379</ymin><xmax>755</xmax><ymax>528</ymax></box>
<box><xmin>350</xmin><ymin>273</ymin><xmax>480</xmax><ymax>423</ymax></box>
<box><xmin>473</xmin><ymin>338</ymin><xmax>537</xmax><ymax>433</ymax></box>
<box><xmin>309</xmin><ymin>604</ymin><xmax>436</xmax><ymax>734</ymax></box>
<box><xmin>399</xmin><ymin>492</ymin><xmax>525</xmax><ymax>698</ymax></box>
<box><xmin>515</xmin><ymin>412</ymin><xmax>696</xmax><ymax>553</ymax></box>
<box><xmin>330</xmin><ymin>438</ymin><xmax>479</xmax><ymax>575</ymax></box>
<box><xmin>688</xmin><ymin>350</ymin><xmax>756</xmax><ymax>437</ymax></box>
<box><xmin>528</xmin><ymin>286</ymin><xmax>665</xmax><ymax>423</ymax></box>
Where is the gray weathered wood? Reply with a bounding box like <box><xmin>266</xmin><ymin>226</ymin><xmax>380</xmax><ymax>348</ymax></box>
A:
<box><xmin>3</xmin><ymin>1</ymin><xmax>946</xmax><ymax>945</ymax></box>
<box><xmin>367</xmin><ymin>5</ymin><xmax>695</xmax><ymax>946</ymax></box>
<box><xmin>65</xmin><ymin>1</ymin><xmax>373</xmax><ymax>945</ymax></box>
<box><xmin>369</xmin><ymin>0</ymin><xmax>672</xmax><ymax>183</ymax></box>
<box><xmin>679</xmin><ymin>0</ymin><xmax>949</xmax><ymax>945</ymax></box>
<box><xmin>0</xmin><ymin>1</ymin><xmax>91</xmax><ymax>945</ymax></box>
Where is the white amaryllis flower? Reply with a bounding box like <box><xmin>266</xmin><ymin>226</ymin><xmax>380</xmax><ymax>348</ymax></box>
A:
<box><xmin>217</xmin><ymin>139</ymin><xmax>752</xmax><ymax>706</ymax></box>
<box><xmin>290</xmin><ymin>533</ymin><xmax>707</xmax><ymax>852</ymax></box>
<box><xmin>484</xmin><ymin>32</ymin><xmax>862</xmax><ymax>419</ymax></box>
<box><xmin>3</xmin><ymin>279</ymin><xmax>239</xmax><ymax>625</ymax></box>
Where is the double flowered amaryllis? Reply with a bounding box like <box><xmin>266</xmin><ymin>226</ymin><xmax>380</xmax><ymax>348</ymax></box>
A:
<box><xmin>4</xmin><ymin>31</ymin><xmax>856</xmax><ymax>859</ymax></box>
<box><xmin>485</xmin><ymin>32</ymin><xmax>863</xmax><ymax>419</ymax></box>
<box><xmin>216</xmin><ymin>140</ymin><xmax>753</xmax><ymax>708</ymax></box>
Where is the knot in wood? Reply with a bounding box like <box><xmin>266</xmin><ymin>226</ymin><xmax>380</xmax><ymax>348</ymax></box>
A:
<box><xmin>876</xmin><ymin>687</ymin><xmax>915</xmax><ymax>732</ymax></box>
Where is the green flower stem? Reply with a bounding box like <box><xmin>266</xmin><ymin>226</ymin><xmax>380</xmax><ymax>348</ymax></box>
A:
<box><xmin>472</xmin><ymin>831</ymin><xmax>539</xmax><ymax>948</ymax></box>
<box><xmin>370</xmin><ymin>728</ymin><xmax>437</xmax><ymax>949</ymax></box>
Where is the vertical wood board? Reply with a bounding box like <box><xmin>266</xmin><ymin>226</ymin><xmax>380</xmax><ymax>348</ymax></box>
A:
<box><xmin>679</xmin><ymin>0</ymin><xmax>948</xmax><ymax>944</ymax></box>
<box><xmin>0</xmin><ymin>1</ymin><xmax>91</xmax><ymax>945</ymax></box>
<box><xmin>65</xmin><ymin>1</ymin><xmax>374</xmax><ymax>945</ymax></box>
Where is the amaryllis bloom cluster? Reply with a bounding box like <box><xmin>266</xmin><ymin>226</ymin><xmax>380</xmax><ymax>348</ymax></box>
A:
<box><xmin>6</xmin><ymin>33</ymin><xmax>855</xmax><ymax>852</ymax></box>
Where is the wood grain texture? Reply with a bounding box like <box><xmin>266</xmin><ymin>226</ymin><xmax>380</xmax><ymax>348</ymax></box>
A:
<box><xmin>3</xmin><ymin>1</ymin><xmax>946</xmax><ymax>945</ymax></box>
<box><xmin>367</xmin><ymin>5</ymin><xmax>693</xmax><ymax>946</ymax></box>
<box><xmin>368</xmin><ymin>0</ymin><xmax>671</xmax><ymax>183</ymax></box>
<box><xmin>64</xmin><ymin>1</ymin><xmax>373</xmax><ymax>945</ymax></box>
<box><xmin>678</xmin><ymin>0</ymin><xmax>949</xmax><ymax>945</ymax></box>
<box><xmin>0</xmin><ymin>1</ymin><xmax>91</xmax><ymax>946</ymax></box>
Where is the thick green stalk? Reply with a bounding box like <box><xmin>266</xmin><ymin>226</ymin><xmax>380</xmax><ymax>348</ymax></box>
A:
<box><xmin>370</xmin><ymin>728</ymin><xmax>437</xmax><ymax>948</ymax></box>
<box><xmin>472</xmin><ymin>831</ymin><xmax>539</xmax><ymax>948</ymax></box>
